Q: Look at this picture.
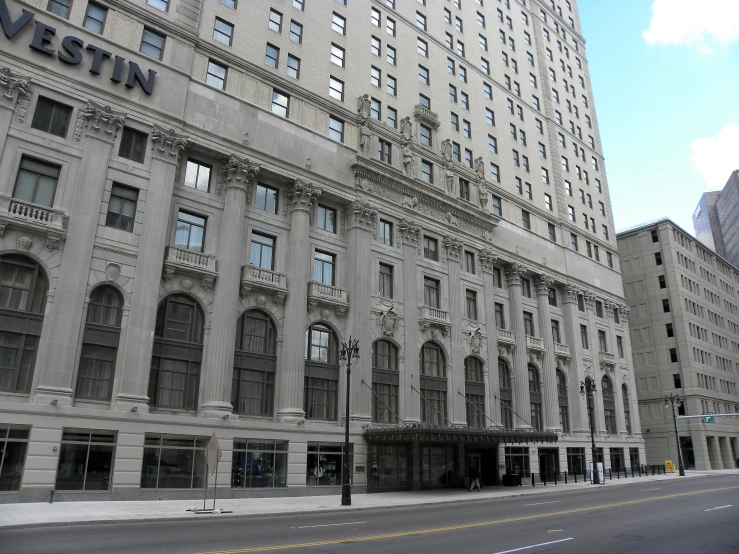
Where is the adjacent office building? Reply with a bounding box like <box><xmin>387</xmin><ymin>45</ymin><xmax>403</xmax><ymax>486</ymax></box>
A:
<box><xmin>617</xmin><ymin>219</ymin><xmax>739</xmax><ymax>470</ymax></box>
<box><xmin>694</xmin><ymin>170</ymin><xmax>739</xmax><ymax>267</ymax></box>
<box><xmin>0</xmin><ymin>0</ymin><xmax>643</xmax><ymax>502</ymax></box>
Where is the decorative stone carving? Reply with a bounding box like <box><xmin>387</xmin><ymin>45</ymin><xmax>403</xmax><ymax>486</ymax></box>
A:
<box><xmin>74</xmin><ymin>100</ymin><xmax>126</xmax><ymax>142</ymax></box>
<box><xmin>584</xmin><ymin>290</ymin><xmax>597</xmax><ymax>310</ymax></box>
<box><xmin>357</xmin><ymin>94</ymin><xmax>371</xmax><ymax>121</ymax></box>
<box><xmin>469</xmin><ymin>328</ymin><xmax>482</xmax><ymax>354</ymax></box>
<box><xmin>17</xmin><ymin>235</ymin><xmax>31</xmax><ymax>251</ymax></box>
<box><xmin>150</xmin><ymin>126</ymin><xmax>188</xmax><ymax>164</ymax></box>
<box><xmin>257</xmin><ymin>295</ymin><xmax>267</xmax><ymax>307</ymax></box>
<box><xmin>287</xmin><ymin>179</ymin><xmax>321</xmax><ymax>213</ymax></box>
<box><xmin>379</xmin><ymin>306</ymin><xmax>398</xmax><ymax>336</ymax></box>
<box><xmin>217</xmin><ymin>155</ymin><xmax>261</xmax><ymax>196</ymax></box>
<box><xmin>0</xmin><ymin>66</ymin><xmax>31</xmax><ymax>114</ymax></box>
<box><xmin>535</xmin><ymin>273</ymin><xmax>555</xmax><ymax>296</ymax></box>
<box><xmin>305</xmin><ymin>157</ymin><xmax>311</xmax><ymax>170</ymax></box>
<box><xmin>506</xmin><ymin>262</ymin><xmax>526</xmax><ymax>285</ymax></box>
<box><xmin>604</xmin><ymin>299</ymin><xmax>617</xmax><ymax>319</ymax></box>
<box><xmin>105</xmin><ymin>263</ymin><xmax>121</xmax><ymax>282</ymax></box>
<box><xmin>400</xmin><ymin>116</ymin><xmax>413</xmax><ymax>143</ymax></box>
<box><xmin>402</xmin><ymin>194</ymin><xmax>418</xmax><ymax>211</ymax></box>
<box><xmin>181</xmin><ymin>278</ymin><xmax>193</xmax><ymax>291</ymax></box>
<box><xmin>45</xmin><ymin>234</ymin><xmax>63</xmax><ymax>250</ymax></box>
<box><xmin>201</xmin><ymin>276</ymin><xmax>215</xmax><ymax>291</ymax></box>
<box><xmin>349</xmin><ymin>198</ymin><xmax>377</xmax><ymax>231</ymax></box>
<box><xmin>359</xmin><ymin>119</ymin><xmax>372</xmax><ymax>156</ymax></box>
<box><xmin>440</xmin><ymin>139</ymin><xmax>453</xmax><ymax>164</ymax></box>
<box><xmin>444</xmin><ymin>236</ymin><xmax>463</xmax><ymax>264</ymax></box>
<box><xmin>445</xmin><ymin>211</ymin><xmax>459</xmax><ymax>228</ymax></box>
<box><xmin>402</xmin><ymin>143</ymin><xmax>415</xmax><ymax>177</ymax></box>
<box><xmin>474</xmin><ymin>156</ymin><xmax>485</xmax><ymax>181</ymax></box>
<box><xmin>479</xmin><ymin>247</ymin><xmax>498</xmax><ymax>272</ymax></box>
<box><xmin>398</xmin><ymin>218</ymin><xmax>421</xmax><ymax>248</ymax></box>
<box><xmin>477</xmin><ymin>182</ymin><xmax>488</xmax><ymax>209</ymax></box>
<box><xmin>445</xmin><ymin>167</ymin><xmax>455</xmax><ymax>194</ymax></box>
<box><xmin>619</xmin><ymin>304</ymin><xmax>630</xmax><ymax>322</ymax></box>
<box><xmin>0</xmin><ymin>222</ymin><xmax>6</xmax><ymax>237</ymax></box>
<box><xmin>565</xmin><ymin>283</ymin><xmax>580</xmax><ymax>304</ymax></box>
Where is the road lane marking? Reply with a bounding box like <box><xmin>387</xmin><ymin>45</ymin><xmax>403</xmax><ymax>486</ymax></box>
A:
<box><xmin>524</xmin><ymin>501</ymin><xmax>561</xmax><ymax>506</ymax></box>
<box><xmin>492</xmin><ymin>537</ymin><xmax>574</xmax><ymax>554</ymax></box>
<box><xmin>640</xmin><ymin>488</ymin><xmax>661</xmax><ymax>491</ymax></box>
<box><xmin>294</xmin><ymin>521</ymin><xmax>367</xmax><ymax>529</ymax></box>
<box><xmin>194</xmin><ymin>485</ymin><xmax>739</xmax><ymax>554</ymax></box>
<box><xmin>704</xmin><ymin>505</ymin><xmax>732</xmax><ymax>512</ymax></box>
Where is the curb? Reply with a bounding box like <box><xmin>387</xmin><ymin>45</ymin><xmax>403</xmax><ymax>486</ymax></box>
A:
<box><xmin>0</xmin><ymin>474</ymin><xmax>707</xmax><ymax>531</ymax></box>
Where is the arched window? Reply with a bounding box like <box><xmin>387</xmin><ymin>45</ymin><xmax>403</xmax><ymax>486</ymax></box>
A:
<box><xmin>557</xmin><ymin>370</ymin><xmax>569</xmax><ymax>433</ymax></box>
<box><xmin>304</xmin><ymin>323</ymin><xmax>339</xmax><ymax>420</ymax></box>
<box><xmin>601</xmin><ymin>376</ymin><xmax>616</xmax><ymax>434</ymax></box>
<box><xmin>498</xmin><ymin>358</ymin><xmax>513</xmax><ymax>428</ymax></box>
<box><xmin>76</xmin><ymin>286</ymin><xmax>123</xmax><ymax>400</ymax></box>
<box><xmin>464</xmin><ymin>357</ymin><xmax>485</xmax><ymax>428</ymax></box>
<box><xmin>0</xmin><ymin>255</ymin><xmax>47</xmax><ymax>393</ymax></box>
<box><xmin>372</xmin><ymin>340</ymin><xmax>398</xmax><ymax>423</ymax></box>
<box><xmin>528</xmin><ymin>364</ymin><xmax>542</xmax><ymax>431</ymax></box>
<box><xmin>622</xmin><ymin>384</ymin><xmax>631</xmax><ymax>435</ymax></box>
<box><xmin>149</xmin><ymin>295</ymin><xmax>204</xmax><ymax>410</ymax></box>
<box><xmin>420</xmin><ymin>342</ymin><xmax>446</xmax><ymax>425</ymax></box>
<box><xmin>232</xmin><ymin>310</ymin><xmax>276</xmax><ymax>416</ymax></box>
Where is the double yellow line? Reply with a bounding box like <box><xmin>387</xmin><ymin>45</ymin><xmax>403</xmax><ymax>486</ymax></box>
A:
<box><xmin>196</xmin><ymin>485</ymin><xmax>738</xmax><ymax>554</ymax></box>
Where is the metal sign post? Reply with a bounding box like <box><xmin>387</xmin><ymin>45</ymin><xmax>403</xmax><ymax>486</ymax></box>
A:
<box><xmin>190</xmin><ymin>433</ymin><xmax>232</xmax><ymax>515</ymax></box>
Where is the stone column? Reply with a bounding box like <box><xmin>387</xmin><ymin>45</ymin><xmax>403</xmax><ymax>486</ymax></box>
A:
<box><xmin>535</xmin><ymin>274</ymin><xmax>560</xmax><ymax>432</ymax></box>
<box><xmin>506</xmin><ymin>263</ymin><xmax>531</xmax><ymax>429</ymax></box>
<box><xmin>200</xmin><ymin>156</ymin><xmax>260</xmax><ymax>418</ymax></box>
<box><xmin>116</xmin><ymin>126</ymin><xmax>188</xmax><ymax>411</ymax></box>
<box><xmin>604</xmin><ymin>300</ymin><xmax>627</xmax><ymax>435</ymax></box>
<box><xmin>584</xmin><ymin>291</ymin><xmax>605</xmax><ymax>434</ymax></box>
<box><xmin>400</xmin><ymin>219</ymin><xmax>421</xmax><ymax>423</ymax></box>
<box><xmin>479</xmin><ymin>249</ymin><xmax>499</xmax><ymax>427</ymax></box>
<box><xmin>33</xmin><ymin>102</ymin><xmax>127</xmax><ymax>405</ymax></box>
<box><xmin>619</xmin><ymin>305</ymin><xmax>641</xmax><ymax>435</ymax></box>
<box><xmin>275</xmin><ymin>181</ymin><xmax>321</xmax><ymax>423</ymax></box>
<box><xmin>346</xmin><ymin>199</ymin><xmax>376</xmax><ymax>424</ymax></box>
<box><xmin>561</xmin><ymin>284</ymin><xmax>586</xmax><ymax>434</ymax></box>
<box><xmin>0</xmin><ymin>67</ymin><xmax>31</xmax><ymax>163</ymax></box>
<box><xmin>445</xmin><ymin>237</ymin><xmax>466</xmax><ymax>426</ymax></box>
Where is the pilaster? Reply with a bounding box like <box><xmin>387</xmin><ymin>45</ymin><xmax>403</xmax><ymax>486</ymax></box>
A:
<box><xmin>561</xmin><ymin>284</ymin><xmax>586</xmax><ymax>434</ymax></box>
<box><xmin>444</xmin><ymin>236</ymin><xmax>465</xmax><ymax>426</ymax></box>
<box><xmin>506</xmin><ymin>262</ymin><xmax>532</xmax><ymax>429</ymax></box>
<box><xmin>619</xmin><ymin>305</ymin><xmax>641</xmax><ymax>435</ymax></box>
<box><xmin>479</xmin><ymin>248</ymin><xmax>500</xmax><ymax>427</ymax></box>
<box><xmin>400</xmin><ymin>218</ymin><xmax>421</xmax><ymax>423</ymax></box>
<box><xmin>0</xmin><ymin>66</ymin><xmax>31</xmax><ymax>156</ymax></box>
<box><xmin>584</xmin><ymin>291</ymin><xmax>606</xmax><ymax>434</ymax></box>
<box><xmin>535</xmin><ymin>274</ymin><xmax>560</xmax><ymax>432</ymax></box>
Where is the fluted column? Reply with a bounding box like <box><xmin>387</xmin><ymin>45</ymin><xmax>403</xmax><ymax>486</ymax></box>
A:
<box><xmin>479</xmin><ymin>249</ymin><xmax>499</xmax><ymax>427</ymax></box>
<box><xmin>34</xmin><ymin>102</ymin><xmax>127</xmax><ymax>405</ymax></box>
<box><xmin>506</xmin><ymin>263</ymin><xmax>532</xmax><ymax>429</ymax></box>
<box><xmin>536</xmin><ymin>274</ymin><xmax>560</xmax><ymax>432</ymax></box>
<box><xmin>400</xmin><ymin>219</ymin><xmax>422</xmax><ymax>423</ymax></box>
<box><xmin>604</xmin><ymin>300</ymin><xmax>627</xmax><ymax>435</ymax></box>
<box><xmin>276</xmin><ymin>181</ymin><xmax>321</xmax><ymax>423</ymax></box>
<box><xmin>561</xmin><ymin>284</ymin><xmax>586</xmax><ymax>433</ymax></box>
<box><xmin>619</xmin><ymin>305</ymin><xmax>641</xmax><ymax>435</ymax></box>
<box><xmin>116</xmin><ymin>126</ymin><xmax>188</xmax><ymax>411</ymax></box>
<box><xmin>346</xmin><ymin>199</ymin><xmax>376</xmax><ymax>424</ymax></box>
<box><xmin>584</xmin><ymin>291</ymin><xmax>605</xmax><ymax>434</ymax></box>
<box><xmin>0</xmin><ymin>66</ymin><xmax>30</xmax><ymax>164</ymax></box>
<box><xmin>200</xmin><ymin>156</ymin><xmax>260</xmax><ymax>418</ymax></box>
<box><xmin>445</xmin><ymin>237</ymin><xmax>465</xmax><ymax>426</ymax></box>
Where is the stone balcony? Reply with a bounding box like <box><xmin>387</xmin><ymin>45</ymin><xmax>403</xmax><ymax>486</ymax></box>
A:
<box><xmin>599</xmin><ymin>351</ymin><xmax>617</xmax><ymax>371</ymax></box>
<box><xmin>308</xmin><ymin>281</ymin><xmax>348</xmax><ymax>319</ymax></box>
<box><xmin>419</xmin><ymin>305</ymin><xmax>451</xmax><ymax>337</ymax></box>
<box><xmin>526</xmin><ymin>335</ymin><xmax>545</xmax><ymax>352</ymax></box>
<box><xmin>497</xmin><ymin>328</ymin><xmax>515</xmax><ymax>345</ymax></box>
<box><xmin>413</xmin><ymin>104</ymin><xmax>440</xmax><ymax>128</ymax></box>
<box><xmin>554</xmin><ymin>343</ymin><xmax>571</xmax><ymax>359</ymax></box>
<box><xmin>0</xmin><ymin>195</ymin><xmax>67</xmax><ymax>250</ymax></box>
<box><xmin>162</xmin><ymin>245</ymin><xmax>218</xmax><ymax>291</ymax></box>
<box><xmin>240</xmin><ymin>265</ymin><xmax>288</xmax><ymax>306</ymax></box>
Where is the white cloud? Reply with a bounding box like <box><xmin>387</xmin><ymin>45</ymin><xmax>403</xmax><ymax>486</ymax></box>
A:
<box><xmin>643</xmin><ymin>0</ymin><xmax>739</xmax><ymax>47</ymax></box>
<box><xmin>690</xmin><ymin>124</ymin><xmax>739</xmax><ymax>188</ymax></box>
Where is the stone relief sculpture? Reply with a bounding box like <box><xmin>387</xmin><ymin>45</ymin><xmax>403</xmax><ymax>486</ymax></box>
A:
<box><xmin>474</xmin><ymin>156</ymin><xmax>485</xmax><ymax>180</ymax></box>
<box><xmin>358</xmin><ymin>94</ymin><xmax>371</xmax><ymax>120</ymax></box>
<box><xmin>400</xmin><ymin>116</ymin><xmax>413</xmax><ymax>143</ymax></box>
<box><xmin>379</xmin><ymin>306</ymin><xmax>398</xmax><ymax>337</ymax></box>
<box><xmin>445</xmin><ymin>211</ymin><xmax>459</xmax><ymax>228</ymax></box>
<box><xmin>469</xmin><ymin>328</ymin><xmax>482</xmax><ymax>354</ymax></box>
<box><xmin>357</xmin><ymin>94</ymin><xmax>373</xmax><ymax>156</ymax></box>
<box><xmin>402</xmin><ymin>143</ymin><xmax>415</xmax><ymax>177</ymax></box>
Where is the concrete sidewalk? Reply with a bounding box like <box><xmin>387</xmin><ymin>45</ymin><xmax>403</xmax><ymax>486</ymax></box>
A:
<box><xmin>0</xmin><ymin>470</ymin><xmax>729</xmax><ymax>530</ymax></box>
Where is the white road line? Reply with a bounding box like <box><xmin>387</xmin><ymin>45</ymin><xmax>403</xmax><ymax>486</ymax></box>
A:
<box><xmin>640</xmin><ymin>488</ymin><xmax>662</xmax><ymax>491</ymax></box>
<box><xmin>704</xmin><ymin>505</ymin><xmax>732</xmax><ymax>512</ymax></box>
<box><xmin>492</xmin><ymin>537</ymin><xmax>574</xmax><ymax>554</ymax></box>
<box><xmin>524</xmin><ymin>501</ymin><xmax>561</xmax><ymax>506</ymax></box>
<box><xmin>294</xmin><ymin>521</ymin><xmax>367</xmax><ymax>529</ymax></box>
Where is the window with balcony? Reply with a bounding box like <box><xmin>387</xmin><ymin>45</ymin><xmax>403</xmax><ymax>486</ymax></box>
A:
<box><xmin>174</xmin><ymin>211</ymin><xmax>206</xmax><ymax>252</ymax></box>
<box><xmin>13</xmin><ymin>156</ymin><xmax>60</xmax><ymax>208</ymax></box>
<box><xmin>249</xmin><ymin>233</ymin><xmax>275</xmax><ymax>270</ymax></box>
<box><xmin>313</xmin><ymin>251</ymin><xmax>335</xmax><ymax>286</ymax></box>
<box><xmin>424</xmin><ymin>277</ymin><xmax>440</xmax><ymax>309</ymax></box>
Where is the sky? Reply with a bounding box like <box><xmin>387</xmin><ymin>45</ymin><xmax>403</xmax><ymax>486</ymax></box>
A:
<box><xmin>578</xmin><ymin>0</ymin><xmax>739</xmax><ymax>235</ymax></box>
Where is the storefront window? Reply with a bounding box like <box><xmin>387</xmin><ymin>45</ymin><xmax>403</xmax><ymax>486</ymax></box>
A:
<box><xmin>368</xmin><ymin>445</ymin><xmax>408</xmax><ymax>491</ymax></box>
<box><xmin>505</xmin><ymin>447</ymin><xmax>530</xmax><ymax>477</ymax></box>
<box><xmin>629</xmin><ymin>447</ymin><xmax>640</xmax><ymax>470</ymax></box>
<box><xmin>306</xmin><ymin>442</ymin><xmax>352</xmax><ymax>486</ymax></box>
<box><xmin>610</xmin><ymin>447</ymin><xmax>625</xmax><ymax>471</ymax></box>
<box><xmin>567</xmin><ymin>447</ymin><xmax>585</xmax><ymax>475</ymax></box>
<box><xmin>141</xmin><ymin>433</ymin><xmax>207</xmax><ymax>489</ymax></box>
<box><xmin>422</xmin><ymin>446</ymin><xmax>456</xmax><ymax>488</ymax></box>
<box><xmin>231</xmin><ymin>439</ymin><xmax>287</xmax><ymax>488</ymax></box>
<box><xmin>0</xmin><ymin>425</ymin><xmax>29</xmax><ymax>491</ymax></box>
<box><xmin>55</xmin><ymin>429</ymin><xmax>116</xmax><ymax>491</ymax></box>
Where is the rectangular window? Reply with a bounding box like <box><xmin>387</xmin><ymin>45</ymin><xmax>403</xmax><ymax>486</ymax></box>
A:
<box><xmin>423</xmin><ymin>236</ymin><xmax>439</xmax><ymax>261</ymax></box>
<box><xmin>598</xmin><ymin>329</ymin><xmax>607</xmax><ymax>352</ymax></box>
<box><xmin>387</xmin><ymin>45</ymin><xmax>396</xmax><ymax>65</ymax></box>
<box><xmin>231</xmin><ymin>439</ymin><xmax>288</xmax><ymax>489</ymax></box>
<box><xmin>328</xmin><ymin>116</ymin><xmax>344</xmax><ymax>143</ymax></box>
<box><xmin>371</xmin><ymin>66</ymin><xmax>381</xmax><ymax>87</ymax></box>
<box><xmin>140</xmin><ymin>27</ymin><xmax>166</xmax><ymax>60</ymax></box>
<box><xmin>523</xmin><ymin>312</ymin><xmax>534</xmax><ymax>336</ymax></box>
<box><xmin>379</xmin><ymin>219</ymin><xmax>393</xmax><ymax>246</ymax></box>
<box><xmin>616</xmin><ymin>336</ymin><xmax>624</xmax><ymax>358</ymax></box>
<box><xmin>265</xmin><ymin>43</ymin><xmax>280</xmax><ymax>68</ymax></box>
<box><xmin>580</xmin><ymin>324</ymin><xmax>589</xmax><ymax>349</ymax></box>
<box><xmin>105</xmin><ymin>184</ymin><xmax>138</xmax><ymax>232</ymax></box>
<box><xmin>313</xmin><ymin>251</ymin><xmax>335</xmax><ymax>285</ymax></box>
<box><xmin>306</xmin><ymin>442</ymin><xmax>352</xmax><ymax>486</ymax></box>
<box><xmin>492</xmin><ymin>195</ymin><xmax>502</xmax><ymax>216</ymax></box>
<box><xmin>465</xmin><ymin>251</ymin><xmax>475</xmax><ymax>274</ymax></box>
<box><xmin>31</xmin><ymin>97</ymin><xmax>72</xmax><ymax>138</ymax></box>
<box><xmin>420</xmin><ymin>125</ymin><xmax>432</xmax><ymax>147</ymax></box>
<box><xmin>332</xmin><ymin>13</ymin><xmax>346</xmax><ymax>35</ymax></box>
<box><xmin>8</xmin><ymin>156</ymin><xmax>58</xmax><ymax>207</ymax></box>
<box><xmin>379</xmin><ymin>263</ymin><xmax>393</xmax><ymax>298</ymax></box>
<box><xmin>417</xmin><ymin>37</ymin><xmax>428</xmax><ymax>57</ymax></box>
<box><xmin>213</xmin><ymin>18</ymin><xmax>234</xmax><ymax>45</ymax></box>
<box><xmin>387</xmin><ymin>75</ymin><xmax>397</xmax><ymax>96</ymax></box>
<box><xmin>416</xmin><ymin>11</ymin><xmax>426</xmax><ymax>30</ymax></box>
<box><xmin>551</xmin><ymin>319</ymin><xmax>561</xmax><ymax>343</ymax></box>
<box><xmin>250</xmin><ymin>233</ymin><xmax>275</xmax><ymax>270</ymax></box>
<box><xmin>317</xmin><ymin>205</ymin><xmax>336</xmax><ymax>233</ymax></box>
<box><xmin>544</xmin><ymin>193</ymin><xmax>552</xmax><ymax>211</ymax></box>
<box><xmin>490</xmin><ymin>163</ymin><xmax>500</xmax><ymax>182</ymax></box>
<box><xmin>424</xmin><ymin>278</ymin><xmax>440</xmax><ymax>308</ymax></box>
<box><xmin>255</xmin><ymin>184</ymin><xmax>278</xmax><ymax>214</ymax></box>
<box><xmin>387</xmin><ymin>107</ymin><xmax>397</xmax><ymax>128</ymax></box>
<box><xmin>372</xmin><ymin>7</ymin><xmax>381</xmax><ymax>26</ymax></box>
<box><xmin>466</xmin><ymin>290</ymin><xmax>478</xmax><ymax>321</ymax></box>
<box><xmin>495</xmin><ymin>303</ymin><xmax>505</xmax><ymax>328</ymax></box>
<box><xmin>378</xmin><ymin>139</ymin><xmax>392</xmax><ymax>164</ymax></box>
<box><xmin>206</xmin><ymin>60</ymin><xmax>227</xmax><ymax>89</ymax></box>
<box><xmin>48</xmin><ymin>0</ymin><xmax>72</xmax><ymax>18</ymax></box>
<box><xmin>331</xmin><ymin>44</ymin><xmax>345</xmax><ymax>67</ymax></box>
<box><xmin>287</xmin><ymin>55</ymin><xmax>301</xmax><ymax>79</ymax></box>
<box><xmin>329</xmin><ymin>76</ymin><xmax>344</xmax><ymax>101</ymax></box>
<box><xmin>271</xmin><ymin>90</ymin><xmax>289</xmax><ymax>117</ymax></box>
<box><xmin>386</xmin><ymin>17</ymin><xmax>395</xmax><ymax>36</ymax></box>
<box><xmin>175</xmin><ymin>211</ymin><xmax>206</xmax><ymax>252</ymax></box>
<box><xmin>421</xmin><ymin>160</ymin><xmax>433</xmax><ymax>183</ymax></box>
<box><xmin>83</xmin><ymin>2</ymin><xmax>107</xmax><ymax>33</ymax></box>
<box><xmin>289</xmin><ymin>21</ymin><xmax>303</xmax><ymax>43</ymax></box>
<box><xmin>548</xmin><ymin>223</ymin><xmax>556</xmax><ymax>242</ymax></box>
<box><xmin>522</xmin><ymin>210</ymin><xmax>531</xmax><ymax>230</ymax></box>
<box><xmin>141</xmin><ymin>434</ymin><xmax>207</xmax><ymax>489</ymax></box>
<box><xmin>56</xmin><ymin>429</ymin><xmax>116</xmax><ymax>491</ymax></box>
<box><xmin>268</xmin><ymin>9</ymin><xmax>282</xmax><ymax>33</ymax></box>
<box><xmin>0</xmin><ymin>425</ymin><xmax>29</xmax><ymax>491</ymax></box>
<box><xmin>118</xmin><ymin>127</ymin><xmax>148</xmax><ymax>163</ymax></box>
<box><xmin>521</xmin><ymin>278</ymin><xmax>531</xmax><ymax>298</ymax></box>
<box><xmin>460</xmin><ymin>179</ymin><xmax>471</xmax><ymax>201</ymax></box>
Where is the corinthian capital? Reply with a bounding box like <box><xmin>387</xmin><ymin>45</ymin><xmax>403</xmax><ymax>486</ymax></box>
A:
<box><xmin>535</xmin><ymin>273</ymin><xmax>555</xmax><ymax>296</ymax></box>
<box><xmin>348</xmin><ymin>198</ymin><xmax>377</xmax><ymax>231</ymax></box>
<box><xmin>287</xmin><ymin>179</ymin><xmax>321</xmax><ymax>213</ymax></box>
<box><xmin>150</xmin><ymin>125</ymin><xmax>188</xmax><ymax>164</ymax></box>
<box><xmin>217</xmin><ymin>155</ymin><xmax>261</xmax><ymax>195</ymax></box>
<box><xmin>479</xmin><ymin>247</ymin><xmax>498</xmax><ymax>272</ymax></box>
<box><xmin>444</xmin><ymin>236</ymin><xmax>463</xmax><ymax>265</ymax></box>
<box><xmin>398</xmin><ymin>218</ymin><xmax>421</xmax><ymax>247</ymax></box>
<box><xmin>583</xmin><ymin>290</ymin><xmax>597</xmax><ymax>310</ymax></box>
<box><xmin>506</xmin><ymin>262</ymin><xmax>527</xmax><ymax>286</ymax></box>
<box><xmin>0</xmin><ymin>66</ymin><xmax>31</xmax><ymax>112</ymax></box>
<box><xmin>564</xmin><ymin>283</ymin><xmax>580</xmax><ymax>304</ymax></box>
<box><xmin>74</xmin><ymin>100</ymin><xmax>126</xmax><ymax>142</ymax></box>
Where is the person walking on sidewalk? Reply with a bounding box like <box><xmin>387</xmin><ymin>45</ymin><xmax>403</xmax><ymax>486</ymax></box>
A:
<box><xmin>469</xmin><ymin>464</ymin><xmax>482</xmax><ymax>491</ymax></box>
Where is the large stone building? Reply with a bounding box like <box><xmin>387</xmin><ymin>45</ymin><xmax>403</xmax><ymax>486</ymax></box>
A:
<box><xmin>617</xmin><ymin>219</ymin><xmax>739</xmax><ymax>470</ymax></box>
<box><xmin>0</xmin><ymin>0</ymin><xmax>643</xmax><ymax>502</ymax></box>
<box><xmin>694</xmin><ymin>171</ymin><xmax>739</xmax><ymax>267</ymax></box>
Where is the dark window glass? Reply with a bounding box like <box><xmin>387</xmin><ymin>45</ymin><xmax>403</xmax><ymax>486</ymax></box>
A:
<box><xmin>317</xmin><ymin>205</ymin><xmax>336</xmax><ymax>233</ymax></box>
<box><xmin>0</xmin><ymin>425</ymin><xmax>30</xmax><ymax>490</ymax></box>
<box><xmin>379</xmin><ymin>263</ymin><xmax>393</xmax><ymax>298</ymax></box>
<box><xmin>12</xmin><ymin>156</ymin><xmax>60</xmax><ymax>207</ymax></box>
<box><xmin>304</xmin><ymin>325</ymin><xmax>339</xmax><ymax>420</ymax></box>
<box><xmin>105</xmin><ymin>184</ymin><xmax>138</xmax><ymax>232</ymax></box>
<box><xmin>255</xmin><ymin>184</ymin><xmax>278</xmax><ymax>214</ymax></box>
<box><xmin>423</xmin><ymin>236</ymin><xmax>438</xmax><ymax>261</ymax></box>
<box><xmin>233</xmin><ymin>311</ymin><xmax>276</xmax><ymax>416</ymax></box>
<box><xmin>140</xmin><ymin>433</ymin><xmax>207</xmax><ymax>489</ymax></box>
<box><xmin>379</xmin><ymin>220</ymin><xmax>393</xmax><ymax>246</ymax></box>
<box><xmin>184</xmin><ymin>160</ymin><xmax>211</xmax><ymax>192</ymax></box>
<box><xmin>372</xmin><ymin>341</ymin><xmax>399</xmax><ymax>423</ymax></box>
<box><xmin>119</xmin><ymin>127</ymin><xmax>148</xmax><ymax>163</ymax></box>
<box><xmin>231</xmin><ymin>439</ymin><xmax>287</xmax><ymax>488</ymax></box>
<box><xmin>423</xmin><ymin>277</ymin><xmax>440</xmax><ymax>309</ymax></box>
<box><xmin>47</xmin><ymin>0</ymin><xmax>71</xmax><ymax>18</ymax></box>
<box><xmin>55</xmin><ymin>429</ymin><xmax>116</xmax><ymax>490</ymax></box>
<box><xmin>31</xmin><ymin>97</ymin><xmax>72</xmax><ymax>138</ymax></box>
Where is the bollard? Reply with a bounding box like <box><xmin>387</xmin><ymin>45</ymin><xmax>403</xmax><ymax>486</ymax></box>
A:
<box><xmin>565</xmin><ymin>471</ymin><xmax>568</xmax><ymax>485</ymax></box>
<box><xmin>583</xmin><ymin>469</ymin><xmax>587</xmax><ymax>483</ymax></box>
<box><xmin>554</xmin><ymin>472</ymin><xmax>558</xmax><ymax>485</ymax></box>
<box><xmin>574</xmin><ymin>470</ymin><xmax>577</xmax><ymax>483</ymax></box>
<box><xmin>48</xmin><ymin>488</ymin><xmax>55</xmax><ymax>504</ymax></box>
<box><xmin>609</xmin><ymin>468</ymin><xmax>612</xmax><ymax>480</ymax></box>
<box><xmin>638</xmin><ymin>465</ymin><xmax>642</xmax><ymax>477</ymax></box>
<box><xmin>542</xmin><ymin>473</ymin><xmax>546</xmax><ymax>486</ymax></box>
<box><xmin>532</xmin><ymin>473</ymin><xmax>536</xmax><ymax>487</ymax></box>
<box><xmin>617</xmin><ymin>468</ymin><xmax>620</xmax><ymax>479</ymax></box>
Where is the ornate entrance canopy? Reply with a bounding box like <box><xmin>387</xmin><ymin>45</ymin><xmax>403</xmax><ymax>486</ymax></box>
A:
<box><xmin>364</xmin><ymin>424</ymin><xmax>558</xmax><ymax>445</ymax></box>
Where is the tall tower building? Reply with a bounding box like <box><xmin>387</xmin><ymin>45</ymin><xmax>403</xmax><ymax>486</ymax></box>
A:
<box><xmin>694</xmin><ymin>171</ymin><xmax>739</xmax><ymax>267</ymax></box>
<box><xmin>0</xmin><ymin>0</ymin><xmax>642</xmax><ymax>502</ymax></box>
<box><xmin>693</xmin><ymin>191</ymin><xmax>723</xmax><ymax>256</ymax></box>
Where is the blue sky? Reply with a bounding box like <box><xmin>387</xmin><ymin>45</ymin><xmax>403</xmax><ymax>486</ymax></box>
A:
<box><xmin>578</xmin><ymin>0</ymin><xmax>739</xmax><ymax>235</ymax></box>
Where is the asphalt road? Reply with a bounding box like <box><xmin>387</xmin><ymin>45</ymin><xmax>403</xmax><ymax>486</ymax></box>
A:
<box><xmin>3</xmin><ymin>475</ymin><xmax>739</xmax><ymax>554</ymax></box>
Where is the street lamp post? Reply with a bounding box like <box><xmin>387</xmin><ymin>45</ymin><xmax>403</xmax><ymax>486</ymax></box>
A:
<box><xmin>339</xmin><ymin>336</ymin><xmax>359</xmax><ymax>507</ymax></box>
<box><xmin>665</xmin><ymin>393</ymin><xmax>686</xmax><ymax>476</ymax></box>
<box><xmin>580</xmin><ymin>376</ymin><xmax>601</xmax><ymax>484</ymax></box>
